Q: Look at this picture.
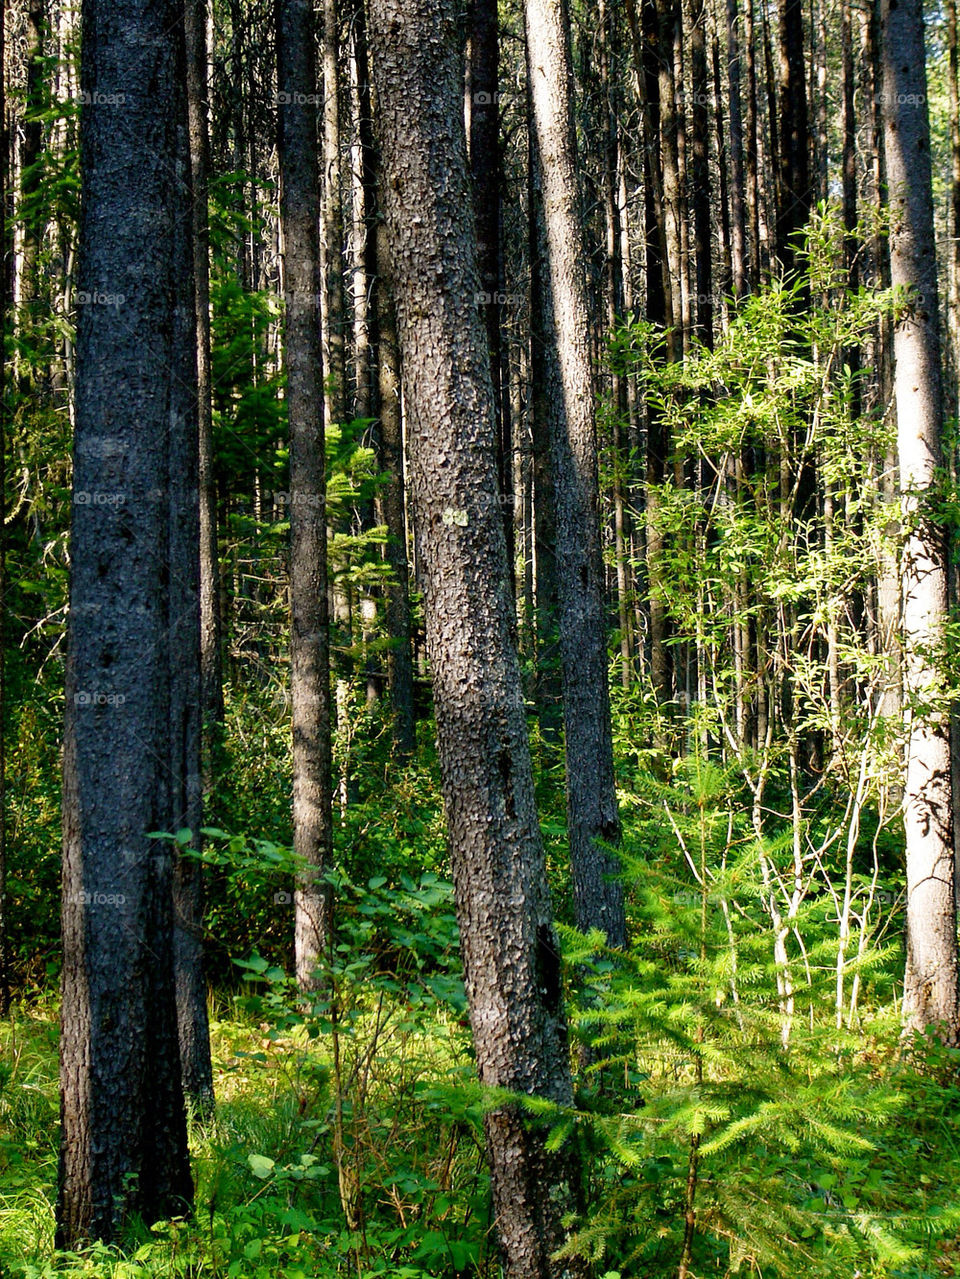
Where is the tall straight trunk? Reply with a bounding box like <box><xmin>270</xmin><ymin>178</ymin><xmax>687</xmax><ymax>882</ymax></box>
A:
<box><xmin>528</xmin><ymin>113</ymin><xmax>563</xmax><ymax>741</ymax></box>
<box><xmin>599</xmin><ymin>0</ymin><xmax>633</xmax><ymax>683</ymax></box>
<box><xmin>881</xmin><ymin>0</ymin><xmax>960</xmax><ymax>1037</ymax></box>
<box><xmin>0</xmin><ymin>0</ymin><xmax>8</xmax><ymax>1017</ymax></box>
<box><xmin>712</xmin><ymin>33</ymin><xmax>733</xmax><ymax>306</ymax></box>
<box><xmin>637</xmin><ymin>0</ymin><xmax>671</xmax><ymax>700</ymax></box>
<box><xmin>18</xmin><ymin>0</ymin><xmax>45</xmax><ymax>323</ymax></box>
<box><xmin>178</xmin><ymin>0</ymin><xmax>216</xmax><ymax>1111</ymax></box>
<box><xmin>375</xmin><ymin>221</ymin><xmax>418</xmax><ymax>757</ymax></box>
<box><xmin>352</xmin><ymin>0</ymin><xmax>416</xmax><ymax>755</ymax></box>
<box><xmin>468</xmin><ymin>0</ymin><xmax>514</xmax><ymax>576</ymax></box>
<box><xmin>726</xmin><ymin>0</ymin><xmax>747</xmax><ymax>297</ymax></box>
<box><xmin>775</xmin><ymin>0</ymin><xmax>810</xmax><ymax>274</ymax></box>
<box><xmin>322</xmin><ymin>0</ymin><xmax>347</xmax><ymax>426</ymax></box>
<box><xmin>278</xmin><ymin>0</ymin><xmax>334</xmax><ymax>989</ymax></box>
<box><xmin>689</xmin><ymin>0</ymin><xmax>712</xmax><ymax>345</ymax></box>
<box><xmin>525</xmin><ymin>0</ymin><xmax>626</xmax><ymax>948</ymax></box>
<box><xmin>58</xmin><ymin>0</ymin><xmax>195</xmax><ymax>1243</ymax></box>
<box><xmin>368</xmin><ymin>3</ymin><xmax>585</xmax><ymax>1275</ymax></box>
<box><xmin>947</xmin><ymin>0</ymin><xmax>960</xmax><ymax>422</ymax></box>
<box><xmin>743</xmin><ymin>0</ymin><xmax>761</xmax><ymax>284</ymax></box>
<box><xmin>657</xmin><ymin>0</ymin><xmax>684</xmax><ymax>353</ymax></box>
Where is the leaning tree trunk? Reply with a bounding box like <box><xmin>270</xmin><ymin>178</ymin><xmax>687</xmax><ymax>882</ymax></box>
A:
<box><xmin>58</xmin><ymin>0</ymin><xmax>195</xmax><ymax>1244</ymax></box>
<box><xmin>277</xmin><ymin>0</ymin><xmax>334</xmax><ymax>989</ymax></box>
<box><xmin>525</xmin><ymin>0</ymin><xmax>627</xmax><ymax>949</ymax></box>
<box><xmin>368</xmin><ymin>1</ymin><xmax>586</xmax><ymax>1274</ymax></box>
<box><xmin>880</xmin><ymin>0</ymin><xmax>960</xmax><ymax>1037</ymax></box>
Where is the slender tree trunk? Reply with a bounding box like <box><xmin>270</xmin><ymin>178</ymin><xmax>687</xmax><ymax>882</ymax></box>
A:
<box><xmin>743</xmin><ymin>0</ymin><xmax>762</xmax><ymax>284</ymax></box>
<box><xmin>880</xmin><ymin>0</ymin><xmax>960</xmax><ymax>1037</ymax></box>
<box><xmin>352</xmin><ymin>0</ymin><xmax>417</xmax><ymax>756</ymax></box>
<box><xmin>18</xmin><ymin>0</ymin><xmax>45</xmax><ymax>329</ymax></box>
<box><xmin>726</xmin><ymin>0</ymin><xmax>747</xmax><ymax>297</ymax></box>
<box><xmin>58</xmin><ymin>0</ymin><xmax>195</xmax><ymax>1243</ymax></box>
<box><xmin>375</xmin><ymin>221</ymin><xmax>418</xmax><ymax>757</ymax></box>
<box><xmin>947</xmin><ymin>0</ymin><xmax>960</xmax><ymax>422</ymax></box>
<box><xmin>657</xmin><ymin>0</ymin><xmax>683</xmax><ymax>353</ymax></box>
<box><xmin>775</xmin><ymin>0</ymin><xmax>810</xmax><ymax>274</ymax></box>
<box><xmin>177</xmin><ymin>0</ymin><xmax>216</xmax><ymax>1112</ymax></box>
<box><xmin>468</xmin><ymin>0</ymin><xmax>514</xmax><ymax>577</ymax></box>
<box><xmin>528</xmin><ymin>113</ymin><xmax>563</xmax><ymax>742</ymax></box>
<box><xmin>278</xmin><ymin>0</ymin><xmax>334</xmax><ymax>990</ymax></box>
<box><xmin>525</xmin><ymin>0</ymin><xmax>627</xmax><ymax>948</ymax></box>
<box><xmin>689</xmin><ymin>0</ymin><xmax>712</xmax><ymax>345</ymax></box>
<box><xmin>370</xmin><ymin>3</ymin><xmax>586</xmax><ymax>1272</ymax></box>
<box><xmin>0</xmin><ymin>0</ymin><xmax>9</xmax><ymax>1018</ymax></box>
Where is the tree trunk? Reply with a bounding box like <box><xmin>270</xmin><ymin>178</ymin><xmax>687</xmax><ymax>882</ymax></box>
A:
<box><xmin>375</xmin><ymin>220</ymin><xmax>418</xmax><ymax>757</ymax></box>
<box><xmin>726</xmin><ymin>0</ymin><xmax>747</xmax><ymax>297</ymax></box>
<box><xmin>278</xmin><ymin>0</ymin><xmax>335</xmax><ymax>989</ymax></box>
<box><xmin>468</xmin><ymin>0</ymin><xmax>514</xmax><ymax>577</ymax></box>
<box><xmin>880</xmin><ymin>0</ymin><xmax>960</xmax><ymax>1037</ymax></box>
<box><xmin>689</xmin><ymin>0</ymin><xmax>712</xmax><ymax>346</ymax></box>
<box><xmin>368</xmin><ymin>1</ymin><xmax>585</xmax><ymax>1273</ymax></box>
<box><xmin>775</xmin><ymin>0</ymin><xmax>810</xmax><ymax>274</ymax></box>
<box><xmin>58</xmin><ymin>0</ymin><xmax>195</xmax><ymax>1243</ymax></box>
<box><xmin>525</xmin><ymin>0</ymin><xmax>627</xmax><ymax>948</ymax></box>
<box><xmin>528</xmin><ymin>111</ymin><xmax>563</xmax><ymax>742</ymax></box>
<box><xmin>177</xmin><ymin>0</ymin><xmax>216</xmax><ymax>1112</ymax></box>
<box><xmin>351</xmin><ymin>0</ymin><xmax>417</xmax><ymax>756</ymax></box>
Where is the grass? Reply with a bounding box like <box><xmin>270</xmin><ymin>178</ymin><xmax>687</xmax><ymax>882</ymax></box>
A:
<box><xmin>0</xmin><ymin>990</ymin><xmax>489</xmax><ymax>1279</ymax></box>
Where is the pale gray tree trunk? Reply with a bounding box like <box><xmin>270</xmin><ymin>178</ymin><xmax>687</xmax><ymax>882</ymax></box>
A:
<box><xmin>277</xmin><ymin>0</ymin><xmax>334</xmax><ymax>989</ymax></box>
<box><xmin>58</xmin><ymin>0</ymin><xmax>195</xmax><ymax>1243</ymax></box>
<box><xmin>525</xmin><ymin>0</ymin><xmax>627</xmax><ymax>948</ymax></box>
<box><xmin>368</xmin><ymin>0</ymin><xmax>585</xmax><ymax>1272</ymax></box>
<box><xmin>881</xmin><ymin>0</ymin><xmax>960</xmax><ymax>1036</ymax></box>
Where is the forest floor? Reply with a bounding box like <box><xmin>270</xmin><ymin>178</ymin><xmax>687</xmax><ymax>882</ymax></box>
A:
<box><xmin>0</xmin><ymin>992</ymin><xmax>491</xmax><ymax>1278</ymax></box>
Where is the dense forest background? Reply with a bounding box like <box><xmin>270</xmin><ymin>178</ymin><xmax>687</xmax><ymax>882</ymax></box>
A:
<box><xmin>5</xmin><ymin>0</ymin><xmax>960</xmax><ymax>1274</ymax></box>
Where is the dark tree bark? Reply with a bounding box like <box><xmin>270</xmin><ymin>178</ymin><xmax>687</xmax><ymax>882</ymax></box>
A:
<box><xmin>880</xmin><ymin>0</ymin><xmax>960</xmax><ymax>1036</ymax></box>
<box><xmin>726</xmin><ymin>0</ymin><xmax>747</xmax><ymax>297</ymax></box>
<box><xmin>525</xmin><ymin>0</ymin><xmax>627</xmax><ymax>948</ymax></box>
<box><xmin>528</xmin><ymin>105</ymin><xmax>563</xmax><ymax>742</ymax></box>
<box><xmin>176</xmin><ymin>0</ymin><xmax>216</xmax><ymax>1112</ymax></box>
<box><xmin>468</xmin><ymin>0</ymin><xmax>514</xmax><ymax>577</ymax></box>
<box><xmin>775</xmin><ymin>0</ymin><xmax>811</xmax><ymax>274</ymax></box>
<box><xmin>58</xmin><ymin>0</ymin><xmax>195</xmax><ymax>1243</ymax></box>
<box><xmin>277</xmin><ymin>0</ymin><xmax>334</xmax><ymax>989</ymax></box>
<box><xmin>689</xmin><ymin>0</ymin><xmax>712</xmax><ymax>346</ymax></box>
<box><xmin>368</xmin><ymin>0</ymin><xmax>585</xmax><ymax>1273</ymax></box>
<box><xmin>186</xmin><ymin>0</ymin><xmax>224</xmax><ymax>771</ymax></box>
<box><xmin>351</xmin><ymin>0</ymin><xmax>416</xmax><ymax>757</ymax></box>
<box><xmin>374</xmin><ymin>221</ymin><xmax>418</xmax><ymax>758</ymax></box>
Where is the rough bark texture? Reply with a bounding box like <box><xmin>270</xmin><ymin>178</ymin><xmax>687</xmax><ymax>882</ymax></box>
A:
<box><xmin>528</xmin><ymin>106</ymin><xmax>563</xmax><ymax>742</ymax></box>
<box><xmin>725</xmin><ymin>0</ymin><xmax>747</xmax><ymax>296</ymax></box>
<box><xmin>525</xmin><ymin>0</ymin><xmax>627</xmax><ymax>949</ymax></box>
<box><xmin>689</xmin><ymin>0</ymin><xmax>712</xmax><ymax>345</ymax></box>
<box><xmin>351</xmin><ymin>0</ymin><xmax>417</xmax><ymax>758</ymax></box>
<box><xmin>468</xmin><ymin>0</ymin><xmax>514</xmax><ymax>574</ymax></box>
<box><xmin>776</xmin><ymin>0</ymin><xmax>811</xmax><ymax>274</ymax></box>
<box><xmin>186</xmin><ymin>0</ymin><xmax>224</xmax><ymax>763</ymax></box>
<box><xmin>277</xmin><ymin>0</ymin><xmax>334</xmax><ymax>989</ymax></box>
<box><xmin>58</xmin><ymin>0</ymin><xmax>195</xmax><ymax>1243</ymax></box>
<box><xmin>177</xmin><ymin>0</ymin><xmax>215</xmax><ymax>1111</ymax></box>
<box><xmin>368</xmin><ymin>0</ymin><xmax>584</xmax><ymax>1273</ymax></box>
<box><xmin>880</xmin><ymin>0</ymin><xmax>960</xmax><ymax>1036</ymax></box>
<box><xmin>374</xmin><ymin>219</ymin><xmax>417</xmax><ymax>757</ymax></box>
